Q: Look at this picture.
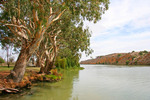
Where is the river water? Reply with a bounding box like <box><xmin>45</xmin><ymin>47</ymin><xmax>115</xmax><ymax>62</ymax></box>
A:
<box><xmin>1</xmin><ymin>64</ymin><xmax>150</xmax><ymax>100</ymax></box>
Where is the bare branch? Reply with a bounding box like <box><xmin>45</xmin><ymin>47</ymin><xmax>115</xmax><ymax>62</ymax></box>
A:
<box><xmin>5</xmin><ymin>24</ymin><xmax>31</xmax><ymax>37</ymax></box>
<box><xmin>32</xmin><ymin>9</ymin><xmax>37</xmax><ymax>28</ymax></box>
<box><xmin>12</xmin><ymin>16</ymin><xmax>17</xmax><ymax>24</ymax></box>
<box><xmin>46</xmin><ymin>9</ymin><xmax>66</xmax><ymax>28</ymax></box>
<box><xmin>52</xmin><ymin>9</ymin><xmax>66</xmax><ymax>22</ymax></box>
<box><xmin>50</xmin><ymin>7</ymin><xmax>52</xmax><ymax>15</ymax></box>
<box><xmin>17</xmin><ymin>31</ymin><xmax>28</xmax><ymax>39</ymax></box>
<box><xmin>35</xmin><ymin>11</ymin><xmax>39</xmax><ymax>21</ymax></box>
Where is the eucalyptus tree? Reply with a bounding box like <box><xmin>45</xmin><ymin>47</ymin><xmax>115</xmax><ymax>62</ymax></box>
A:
<box><xmin>0</xmin><ymin>0</ymin><xmax>109</xmax><ymax>82</ymax></box>
<box><xmin>0</xmin><ymin>0</ymin><xmax>66</xmax><ymax>82</ymax></box>
<box><xmin>37</xmin><ymin>14</ymin><xmax>91</xmax><ymax>73</ymax></box>
<box><xmin>36</xmin><ymin>0</ymin><xmax>110</xmax><ymax>73</ymax></box>
<box><xmin>57</xmin><ymin>22</ymin><xmax>93</xmax><ymax>68</ymax></box>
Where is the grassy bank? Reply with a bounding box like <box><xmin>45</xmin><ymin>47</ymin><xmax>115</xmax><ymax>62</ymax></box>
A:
<box><xmin>0</xmin><ymin>66</ymin><xmax>40</xmax><ymax>71</ymax></box>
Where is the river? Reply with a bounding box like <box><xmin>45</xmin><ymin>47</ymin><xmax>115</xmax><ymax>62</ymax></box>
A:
<box><xmin>1</xmin><ymin>64</ymin><xmax>150</xmax><ymax>100</ymax></box>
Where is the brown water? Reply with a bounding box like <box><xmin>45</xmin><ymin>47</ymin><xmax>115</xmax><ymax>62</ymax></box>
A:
<box><xmin>1</xmin><ymin>65</ymin><xmax>150</xmax><ymax>100</ymax></box>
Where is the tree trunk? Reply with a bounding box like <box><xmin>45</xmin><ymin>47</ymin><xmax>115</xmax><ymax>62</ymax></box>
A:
<box><xmin>7</xmin><ymin>63</ymin><xmax>10</xmax><ymax>68</ymax></box>
<box><xmin>36</xmin><ymin>52</ymin><xmax>46</xmax><ymax>73</ymax></box>
<box><xmin>7</xmin><ymin>47</ymin><xmax>29</xmax><ymax>82</ymax></box>
<box><xmin>44</xmin><ymin>46</ymin><xmax>58</xmax><ymax>74</ymax></box>
<box><xmin>38</xmin><ymin>58</ymin><xmax>45</xmax><ymax>73</ymax></box>
<box><xmin>44</xmin><ymin>58</ymin><xmax>54</xmax><ymax>74</ymax></box>
<box><xmin>36</xmin><ymin>58</ymin><xmax>40</xmax><ymax>67</ymax></box>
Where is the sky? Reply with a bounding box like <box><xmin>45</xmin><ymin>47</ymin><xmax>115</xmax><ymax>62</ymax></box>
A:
<box><xmin>81</xmin><ymin>0</ymin><xmax>150</xmax><ymax>61</ymax></box>
<box><xmin>0</xmin><ymin>0</ymin><xmax>150</xmax><ymax>61</ymax></box>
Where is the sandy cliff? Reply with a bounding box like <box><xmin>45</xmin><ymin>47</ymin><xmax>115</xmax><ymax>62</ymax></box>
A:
<box><xmin>80</xmin><ymin>51</ymin><xmax>150</xmax><ymax>65</ymax></box>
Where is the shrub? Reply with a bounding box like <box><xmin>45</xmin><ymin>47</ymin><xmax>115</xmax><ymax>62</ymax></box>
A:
<box><xmin>132</xmin><ymin>56</ymin><xmax>136</xmax><ymax>60</ymax></box>
<box><xmin>61</xmin><ymin>58</ymin><xmax>67</xmax><ymax>69</ymax></box>
<box><xmin>139</xmin><ymin>52</ymin><xmax>143</xmax><ymax>55</ymax></box>
<box><xmin>55</xmin><ymin>57</ymin><xmax>67</xmax><ymax>69</ymax></box>
<box><xmin>126</xmin><ymin>60</ymin><xmax>130</xmax><ymax>65</ymax></box>
<box><xmin>0</xmin><ymin>57</ymin><xmax>5</xmax><ymax>63</ymax></box>
<box><xmin>135</xmin><ymin>60</ymin><xmax>137</xmax><ymax>65</ymax></box>
<box><xmin>143</xmin><ymin>50</ymin><xmax>148</xmax><ymax>54</ymax></box>
<box><xmin>117</xmin><ymin>54</ymin><xmax>121</xmax><ymax>57</ymax></box>
<box><xmin>116</xmin><ymin>61</ymin><xmax>118</xmax><ymax>64</ymax></box>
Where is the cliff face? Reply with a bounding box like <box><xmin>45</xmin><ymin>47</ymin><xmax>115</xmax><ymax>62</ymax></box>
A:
<box><xmin>80</xmin><ymin>51</ymin><xmax>150</xmax><ymax>65</ymax></box>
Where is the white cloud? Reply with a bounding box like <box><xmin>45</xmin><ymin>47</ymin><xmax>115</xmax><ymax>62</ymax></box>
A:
<box><xmin>81</xmin><ymin>0</ymin><xmax>150</xmax><ymax>61</ymax></box>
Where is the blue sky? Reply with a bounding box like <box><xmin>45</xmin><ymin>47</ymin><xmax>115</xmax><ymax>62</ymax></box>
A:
<box><xmin>81</xmin><ymin>0</ymin><xmax>150</xmax><ymax>61</ymax></box>
<box><xmin>0</xmin><ymin>0</ymin><xmax>150</xmax><ymax>61</ymax></box>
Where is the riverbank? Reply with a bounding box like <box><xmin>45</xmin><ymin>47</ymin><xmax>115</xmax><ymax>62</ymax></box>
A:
<box><xmin>0</xmin><ymin>66</ymin><xmax>84</xmax><ymax>95</ymax></box>
<box><xmin>80</xmin><ymin>51</ymin><xmax>150</xmax><ymax>65</ymax></box>
<box><xmin>0</xmin><ymin>66</ymin><xmax>62</xmax><ymax>94</ymax></box>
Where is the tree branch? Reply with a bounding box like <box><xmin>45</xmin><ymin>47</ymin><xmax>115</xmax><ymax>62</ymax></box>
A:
<box><xmin>5</xmin><ymin>24</ymin><xmax>31</xmax><ymax>37</ymax></box>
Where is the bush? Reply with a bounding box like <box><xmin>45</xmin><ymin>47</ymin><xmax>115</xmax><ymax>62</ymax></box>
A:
<box><xmin>0</xmin><ymin>57</ymin><xmax>5</xmax><ymax>63</ymax></box>
<box><xmin>117</xmin><ymin>54</ymin><xmax>121</xmax><ymax>57</ymax></box>
<box><xmin>55</xmin><ymin>57</ymin><xmax>67</xmax><ymax>69</ymax></box>
<box><xmin>135</xmin><ymin>60</ymin><xmax>137</xmax><ymax>65</ymax></box>
<box><xmin>126</xmin><ymin>60</ymin><xmax>130</xmax><ymax>65</ymax></box>
<box><xmin>143</xmin><ymin>50</ymin><xmax>148</xmax><ymax>54</ymax></box>
<box><xmin>139</xmin><ymin>52</ymin><xmax>143</xmax><ymax>55</ymax></box>
<box><xmin>132</xmin><ymin>56</ymin><xmax>136</xmax><ymax>60</ymax></box>
<box><xmin>139</xmin><ymin>50</ymin><xmax>148</xmax><ymax>56</ymax></box>
<box><xmin>116</xmin><ymin>61</ymin><xmax>118</xmax><ymax>64</ymax></box>
<box><xmin>61</xmin><ymin>58</ymin><xmax>67</xmax><ymax>69</ymax></box>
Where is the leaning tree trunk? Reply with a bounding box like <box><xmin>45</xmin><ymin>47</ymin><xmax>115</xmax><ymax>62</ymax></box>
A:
<box><xmin>7</xmin><ymin>39</ymin><xmax>30</xmax><ymax>82</ymax></box>
<box><xmin>44</xmin><ymin>48</ymin><xmax>58</xmax><ymax>74</ymax></box>
<box><xmin>36</xmin><ymin>58</ymin><xmax>41</xmax><ymax>67</ymax></box>
<box><xmin>43</xmin><ymin>36</ymin><xmax>59</xmax><ymax>74</ymax></box>
<box><xmin>44</xmin><ymin>58</ymin><xmax>55</xmax><ymax>74</ymax></box>
<box><xmin>8</xmin><ymin>35</ymin><xmax>44</xmax><ymax>82</ymax></box>
<box><xmin>8</xmin><ymin>49</ymin><xmax>29</xmax><ymax>82</ymax></box>
<box><xmin>37</xmin><ymin>58</ymin><xmax>45</xmax><ymax>73</ymax></box>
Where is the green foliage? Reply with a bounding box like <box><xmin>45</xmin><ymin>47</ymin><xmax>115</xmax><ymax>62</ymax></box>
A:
<box><xmin>143</xmin><ymin>50</ymin><xmax>148</xmax><ymax>53</ymax></box>
<box><xmin>126</xmin><ymin>60</ymin><xmax>130</xmax><ymax>65</ymax></box>
<box><xmin>45</xmin><ymin>75</ymin><xmax>59</xmax><ymax>80</ymax></box>
<box><xmin>117</xmin><ymin>54</ymin><xmax>121</xmax><ymax>57</ymax></box>
<box><xmin>55</xmin><ymin>57</ymin><xmax>67</xmax><ymax>69</ymax></box>
<box><xmin>139</xmin><ymin>52</ymin><xmax>143</xmax><ymax>55</ymax></box>
<box><xmin>55</xmin><ymin>55</ymin><xmax>80</xmax><ymax>69</ymax></box>
<box><xmin>135</xmin><ymin>60</ymin><xmax>137</xmax><ymax>65</ymax></box>
<box><xmin>139</xmin><ymin>50</ymin><xmax>148</xmax><ymax>56</ymax></box>
<box><xmin>0</xmin><ymin>57</ymin><xmax>5</xmax><ymax>63</ymax></box>
<box><xmin>132</xmin><ymin>56</ymin><xmax>136</xmax><ymax>60</ymax></box>
<box><xmin>61</xmin><ymin>58</ymin><xmax>67</xmax><ymax>69</ymax></box>
<box><xmin>116</xmin><ymin>61</ymin><xmax>118</xmax><ymax>64</ymax></box>
<box><xmin>0</xmin><ymin>0</ymin><xmax>110</xmax><ymax>74</ymax></box>
<box><xmin>0</xmin><ymin>66</ymin><xmax>13</xmax><ymax>71</ymax></box>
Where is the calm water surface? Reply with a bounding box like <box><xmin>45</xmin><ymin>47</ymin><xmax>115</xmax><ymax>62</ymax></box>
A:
<box><xmin>1</xmin><ymin>65</ymin><xmax>150</xmax><ymax>100</ymax></box>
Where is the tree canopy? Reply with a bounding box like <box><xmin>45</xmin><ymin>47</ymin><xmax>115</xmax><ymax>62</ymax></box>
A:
<box><xmin>0</xmin><ymin>0</ymin><xmax>110</xmax><ymax>82</ymax></box>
